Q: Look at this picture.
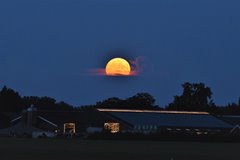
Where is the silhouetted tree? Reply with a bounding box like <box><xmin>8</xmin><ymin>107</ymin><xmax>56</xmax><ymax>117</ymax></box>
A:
<box><xmin>223</xmin><ymin>102</ymin><xmax>240</xmax><ymax>115</ymax></box>
<box><xmin>0</xmin><ymin>86</ymin><xmax>25</xmax><ymax>112</ymax></box>
<box><xmin>167</xmin><ymin>82</ymin><xmax>213</xmax><ymax>111</ymax></box>
<box><xmin>95</xmin><ymin>93</ymin><xmax>160</xmax><ymax>110</ymax></box>
<box><xmin>96</xmin><ymin>97</ymin><xmax>123</xmax><ymax>109</ymax></box>
<box><xmin>1</xmin><ymin>85</ymin><xmax>239</xmax><ymax>115</ymax></box>
<box><xmin>56</xmin><ymin>101</ymin><xmax>74</xmax><ymax>111</ymax></box>
<box><xmin>0</xmin><ymin>86</ymin><xmax>74</xmax><ymax>112</ymax></box>
<box><xmin>126</xmin><ymin>93</ymin><xmax>157</xmax><ymax>109</ymax></box>
<box><xmin>22</xmin><ymin>96</ymin><xmax>73</xmax><ymax>111</ymax></box>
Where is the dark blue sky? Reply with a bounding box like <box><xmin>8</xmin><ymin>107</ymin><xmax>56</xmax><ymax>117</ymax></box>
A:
<box><xmin>1</xmin><ymin>0</ymin><xmax>240</xmax><ymax>107</ymax></box>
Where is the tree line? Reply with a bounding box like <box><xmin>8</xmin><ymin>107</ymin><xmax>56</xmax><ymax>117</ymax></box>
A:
<box><xmin>0</xmin><ymin>86</ymin><xmax>74</xmax><ymax>112</ymax></box>
<box><xmin>0</xmin><ymin>83</ymin><xmax>239</xmax><ymax>115</ymax></box>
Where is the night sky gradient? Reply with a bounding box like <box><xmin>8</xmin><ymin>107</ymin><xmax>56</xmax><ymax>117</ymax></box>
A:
<box><xmin>1</xmin><ymin>0</ymin><xmax>240</xmax><ymax>107</ymax></box>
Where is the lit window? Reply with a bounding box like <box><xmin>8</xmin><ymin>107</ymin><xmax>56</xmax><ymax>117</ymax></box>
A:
<box><xmin>64</xmin><ymin>123</ymin><xmax>76</xmax><ymax>134</ymax></box>
<box><xmin>104</xmin><ymin>123</ymin><xmax>120</xmax><ymax>133</ymax></box>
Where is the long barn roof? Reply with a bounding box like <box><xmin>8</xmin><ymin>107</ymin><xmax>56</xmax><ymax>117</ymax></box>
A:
<box><xmin>98</xmin><ymin>109</ymin><xmax>233</xmax><ymax>129</ymax></box>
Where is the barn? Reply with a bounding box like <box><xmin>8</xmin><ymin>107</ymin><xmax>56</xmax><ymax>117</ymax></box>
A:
<box><xmin>0</xmin><ymin>106</ymin><xmax>236</xmax><ymax>137</ymax></box>
<box><xmin>0</xmin><ymin>106</ymin><xmax>118</xmax><ymax>137</ymax></box>
<box><xmin>98</xmin><ymin>109</ymin><xmax>233</xmax><ymax>135</ymax></box>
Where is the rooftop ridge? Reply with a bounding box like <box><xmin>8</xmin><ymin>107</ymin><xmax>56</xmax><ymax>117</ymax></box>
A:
<box><xmin>97</xmin><ymin>109</ymin><xmax>209</xmax><ymax>115</ymax></box>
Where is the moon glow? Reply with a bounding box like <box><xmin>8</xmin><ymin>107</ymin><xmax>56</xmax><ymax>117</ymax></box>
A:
<box><xmin>105</xmin><ymin>58</ymin><xmax>131</xmax><ymax>76</ymax></box>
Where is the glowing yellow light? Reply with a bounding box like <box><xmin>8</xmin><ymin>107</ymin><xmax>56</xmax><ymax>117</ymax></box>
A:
<box><xmin>104</xmin><ymin>123</ymin><xmax>120</xmax><ymax>133</ymax></box>
<box><xmin>105</xmin><ymin>58</ymin><xmax>131</xmax><ymax>76</ymax></box>
<box><xmin>63</xmin><ymin>123</ymin><xmax>76</xmax><ymax>134</ymax></box>
<box><xmin>97</xmin><ymin>108</ymin><xmax>209</xmax><ymax>115</ymax></box>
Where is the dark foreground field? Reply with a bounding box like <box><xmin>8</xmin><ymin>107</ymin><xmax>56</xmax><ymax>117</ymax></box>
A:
<box><xmin>0</xmin><ymin>138</ymin><xmax>240</xmax><ymax>160</ymax></box>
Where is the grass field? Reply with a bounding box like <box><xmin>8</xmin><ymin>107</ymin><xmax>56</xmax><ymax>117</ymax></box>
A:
<box><xmin>0</xmin><ymin>138</ymin><xmax>240</xmax><ymax>160</ymax></box>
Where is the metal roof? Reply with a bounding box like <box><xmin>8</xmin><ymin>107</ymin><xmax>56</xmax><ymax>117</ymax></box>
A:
<box><xmin>99</xmin><ymin>110</ymin><xmax>233</xmax><ymax>129</ymax></box>
<box><xmin>0</xmin><ymin>122</ymin><xmax>43</xmax><ymax>135</ymax></box>
<box><xmin>98</xmin><ymin>109</ymin><xmax>209</xmax><ymax>115</ymax></box>
<box><xmin>217</xmin><ymin>115</ymin><xmax>240</xmax><ymax>126</ymax></box>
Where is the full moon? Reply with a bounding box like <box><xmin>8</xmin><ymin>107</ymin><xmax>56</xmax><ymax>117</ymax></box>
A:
<box><xmin>105</xmin><ymin>58</ymin><xmax>131</xmax><ymax>76</ymax></box>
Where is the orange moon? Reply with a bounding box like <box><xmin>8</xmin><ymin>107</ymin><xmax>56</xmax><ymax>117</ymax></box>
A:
<box><xmin>105</xmin><ymin>58</ymin><xmax>131</xmax><ymax>76</ymax></box>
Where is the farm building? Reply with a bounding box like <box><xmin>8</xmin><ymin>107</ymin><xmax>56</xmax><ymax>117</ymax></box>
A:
<box><xmin>0</xmin><ymin>106</ymin><xmax>236</xmax><ymax>137</ymax></box>
<box><xmin>0</xmin><ymin>106</ymin><xmax>115</xmax><ymax>137</ymax></box>
<box><xmin>98</xmin><ymin>109</ymin><xmax>233</xmax><ymax>135</ymax></box>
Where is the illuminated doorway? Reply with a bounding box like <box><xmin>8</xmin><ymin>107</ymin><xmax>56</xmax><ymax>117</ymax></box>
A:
<box><xmin>104</xmin><ymin>123</ymin><xmax>120</xmax><ymax>133</ymax></box>
<box><xmin>63</xmin><ymin>123</ymin><xmax>76</xmax><ymax>134</ymax></box>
